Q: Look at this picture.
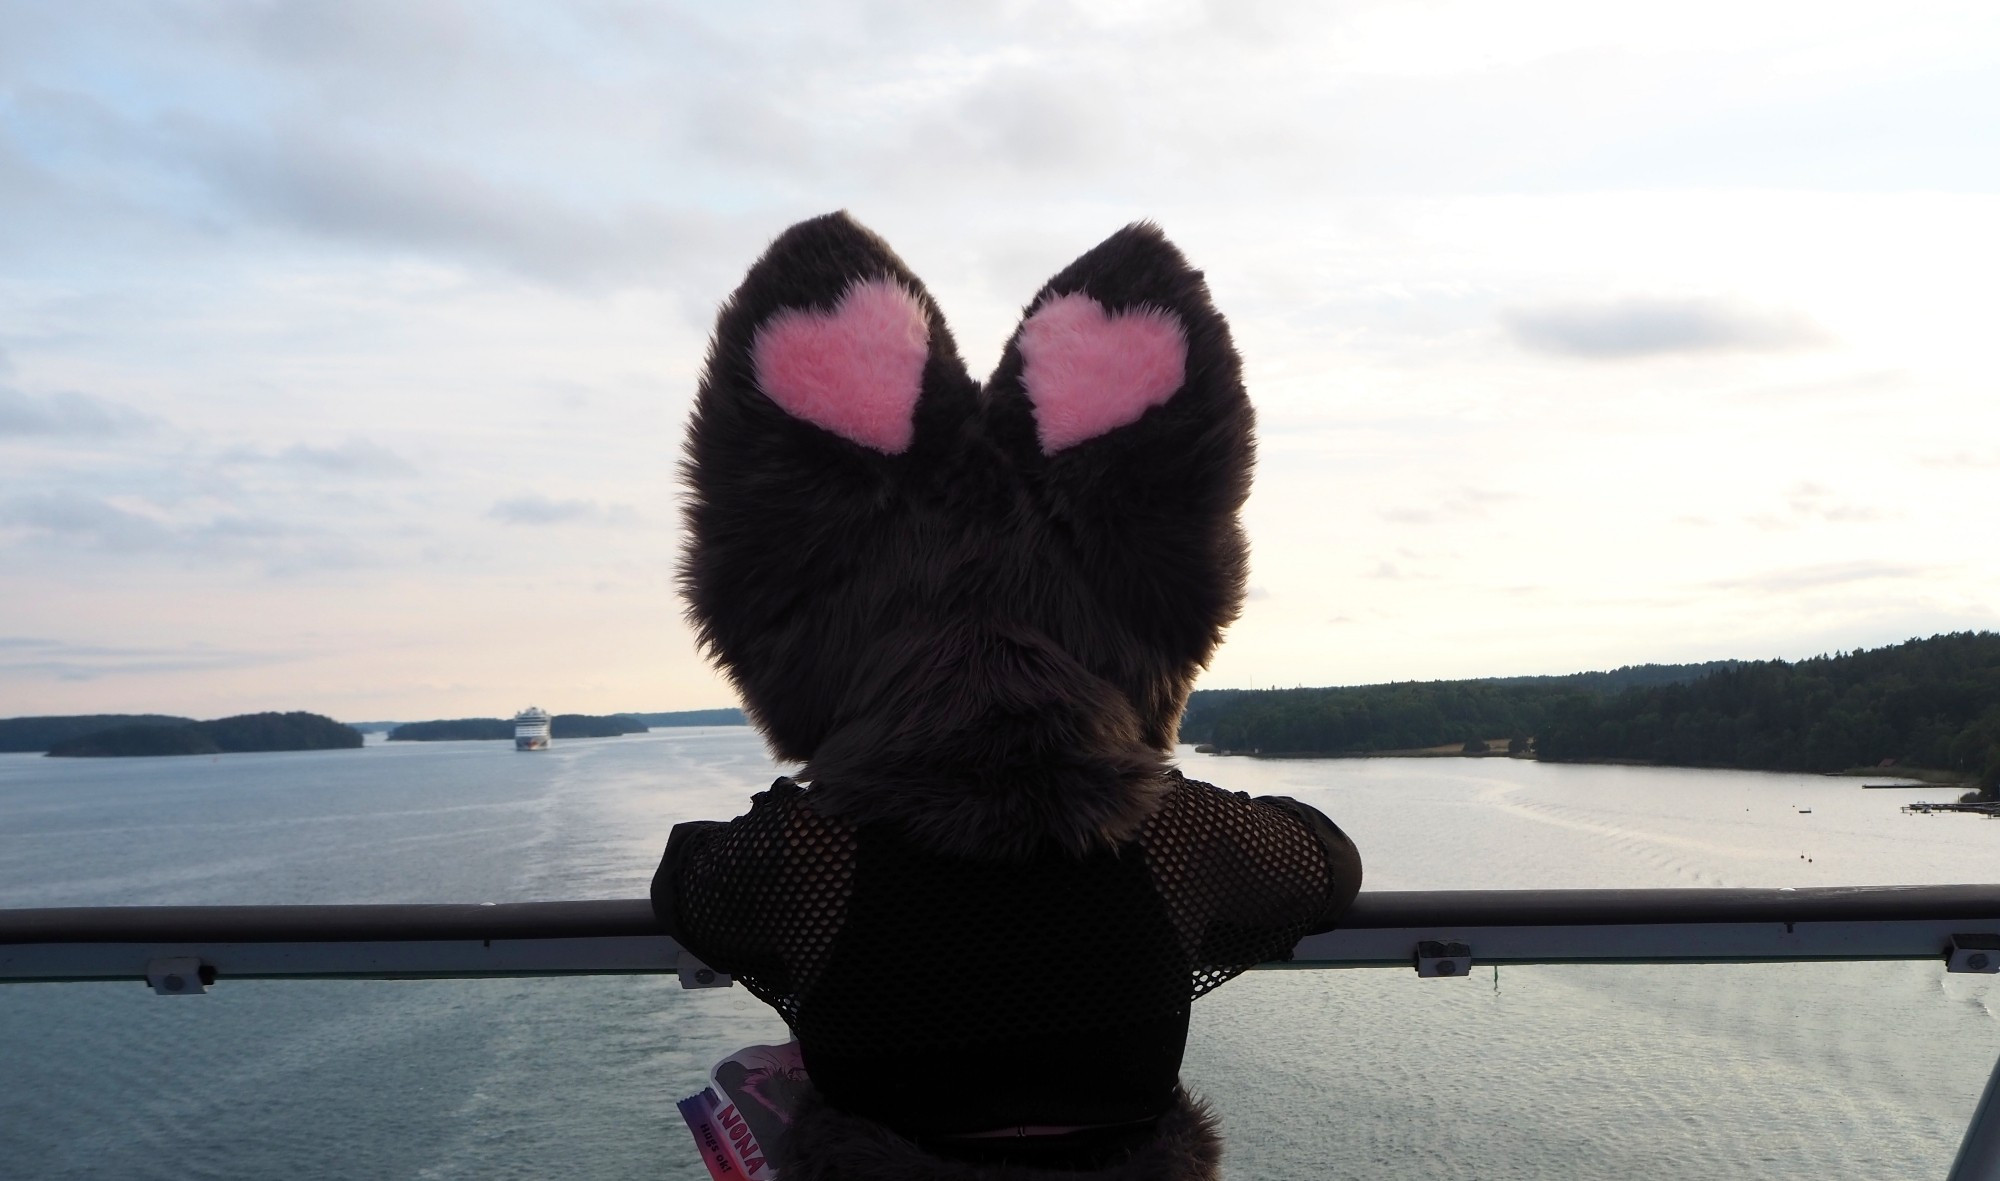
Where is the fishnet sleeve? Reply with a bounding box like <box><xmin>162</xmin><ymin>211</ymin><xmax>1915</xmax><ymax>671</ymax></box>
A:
<box><xmin>652</xmin><ymin>778</ymin><xmax>858</xmax><ymax>1019</ymax></box>
<box><xmin>1141</xmin><ymin>774</ymin><xmax>1363</xmax><ymax>999</ymax></box>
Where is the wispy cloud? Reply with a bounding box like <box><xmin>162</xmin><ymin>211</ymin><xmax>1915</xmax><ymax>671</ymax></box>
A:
<box><xmin>488</xmin><ymin>493</ymin><xmax>636</xmax><ymax>527</ymax></box>
<box><xmin>1746</xmin><ymin>481</ymin><xmax>1890</xmax><ymax>530</ymax></box>
<box><xmin>0</xmin><ymin>386</ymin><xmax>157</xmax><ymax>438</ymax></box>
<box><xmin>1926</xmin><ymin>450</ymin><xmax>1999</xmax><ymax>470</ymax></box>
<box><xmin>223</xmin><ymin>437</ymin><xmax>419</xmax><ymax>478</ymax></box>
<box><xmin>1705</xmin><ymin>561</ymin><xmax>1930</xmax><ymax>593</ymax></box>
<box><xmin>0</xmin><ymin>636</ymin><xmax>289</xmax><ymax>682</ymax></box>
<box><xmin>912</xmin><ymin>66</ymin><xmax>1119</xmax><ymax>178</ymax></box>
<box><xmin>0</xmin><ymin>491</ymin><xmax>175</xmax><ymax>550</ymax></box>
<box><xmin>1501</xmin><ymin>298</ymin><xmax>1821</xmax><ymax>360</ymax></box>
<box><xmin>0</xmin><ymin>490</ymin><xmax>348</xmax><ymax>572</ymax></box>
<box><xmin>1380</xmin><ymin>486</ymin><xmax>1517</xmax><ymax>525</ymax></box>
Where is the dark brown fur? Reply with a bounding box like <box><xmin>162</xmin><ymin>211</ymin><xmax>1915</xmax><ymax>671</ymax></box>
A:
<box><xmin>680</xmin><ymin>212</ymin><xmax>1253</xmax><ymax>861</ymax></box>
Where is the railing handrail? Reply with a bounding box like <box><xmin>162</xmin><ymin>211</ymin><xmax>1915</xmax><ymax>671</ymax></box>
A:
<box><xmin>0</xmin><ymin>899</ymin><xmax>664</xmax><ymax>944</ymax></box>
<box><xmin>6</xmin><ymin>884</ymin><xmax>2000</xmax><ymax>945</ymax></box>
<box><xmin>2</xmin><ymin>884</ymin><xmax>1998</xmax><ymax>982</ymax></box>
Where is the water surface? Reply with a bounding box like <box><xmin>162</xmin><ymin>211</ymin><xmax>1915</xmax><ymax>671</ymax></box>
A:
<box><xmin>1</xmin><ymin>733</ymin><xmax>1994</xmax><ymax>1178</ymax></box>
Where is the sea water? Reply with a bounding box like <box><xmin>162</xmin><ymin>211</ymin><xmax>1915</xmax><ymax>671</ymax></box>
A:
<box><xmin>0</xmin><ymin>731</ymin><xmax>1995</xmax><ymax>1179</ymax></box>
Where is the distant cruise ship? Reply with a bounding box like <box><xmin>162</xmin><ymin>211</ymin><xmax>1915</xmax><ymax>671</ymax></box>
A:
<box><xmin>513</xmin><ymin>707</ymin><xmax>551</xmax><ymax>751</ymax></box>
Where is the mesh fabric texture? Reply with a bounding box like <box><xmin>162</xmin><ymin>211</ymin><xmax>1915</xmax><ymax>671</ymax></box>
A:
<box><xmin>663</xmin><ymin>770</ymin><xmax>1352</xmax><ymax>1060</ymax></box>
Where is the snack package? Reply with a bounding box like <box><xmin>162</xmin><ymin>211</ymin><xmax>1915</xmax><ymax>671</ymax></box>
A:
<box><xmin>678</xmin><ymin>1041</ymin><xmax>808</xmax><ymax>1180</ymax></box>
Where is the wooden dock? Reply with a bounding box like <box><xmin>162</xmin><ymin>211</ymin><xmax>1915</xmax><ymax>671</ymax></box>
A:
<box><xmin>1902</xmin><ymin>800</ymin><xmax>2000</xmax><ymax>816</ymax></box>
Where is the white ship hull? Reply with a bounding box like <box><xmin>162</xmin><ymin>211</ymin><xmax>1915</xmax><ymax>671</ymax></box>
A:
<box><xmin>512</xmin><ymin>707</ymin><xmax>551</xmax><ymax>751</ymax></box>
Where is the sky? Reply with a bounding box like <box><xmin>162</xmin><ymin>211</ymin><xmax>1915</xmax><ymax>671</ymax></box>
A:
<box><xmin>1</xmin><ymin>0</ymin><xmax>1996</xmax><ymax>722</ymax></box>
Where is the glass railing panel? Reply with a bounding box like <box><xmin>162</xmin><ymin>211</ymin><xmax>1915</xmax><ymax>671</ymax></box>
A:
<box><xmin>0</xmin><ymin>974</ymin><xmax>790</xmax><ymax>1180</ymax></box>
<box><xmin>3</xmin><ymin>961</ymin><xmax>1994</xmax><ymax>1179</ymax></box>
<box><xmin>1192</xmin><ymin>961</ymin><xmax>2000</xmax><ymax>1180</ymax></box>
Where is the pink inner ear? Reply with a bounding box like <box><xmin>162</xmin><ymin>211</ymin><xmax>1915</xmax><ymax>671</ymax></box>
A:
<box><xmin>1018</xmin><ymin>293</ymin><xmax>1187</xmax><ymax>454</ymax></box>
<box><xmin>751</xmin><ymin>278</ymin><xmax>930</xmax><ymax>454</ymax></box>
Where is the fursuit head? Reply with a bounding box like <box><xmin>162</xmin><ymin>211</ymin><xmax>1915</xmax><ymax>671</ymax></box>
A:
<box><xmin>680</xmin><ymin>211</ymin><xmax>1254</xmax><ymax>864</ymax></box>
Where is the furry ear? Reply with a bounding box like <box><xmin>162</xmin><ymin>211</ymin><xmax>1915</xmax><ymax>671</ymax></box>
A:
<box><xmin>983</xmin><ymin>224</ymin><xmax>1255</xmax><ymax>748</ymax></box>
<box><xmin>681</xmin><ymin>212</ymin><xmax>979</xmax><ymax>761</ymax></box>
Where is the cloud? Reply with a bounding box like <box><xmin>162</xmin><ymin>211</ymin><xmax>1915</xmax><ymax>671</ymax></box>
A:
<box><xmin>0</xmin><ymin>386</ymin><xmax>157</xmax><ymax>437</ymax></box>
<box><xmin>1501</xmin><ymin>298</ymin><xmax>1821</xmax><ymax>359</ymax></box>
<box><xmin>1746</xmin><ymin>481</ymin><xmax>1889</xmax><ymax>530</ymax></box>
<box><xmin>0</xmin><ymin>636</ymin><xmax>287</xmax><ymax>681</ymax></box>
<box><xmin>1381</xmin><ymin>486</ymin><xmax>1516</xmax><ymax>525</ymax></box>
<box><xmin>1782</xmin><ymin>482</ymin><xmax>1885</xmax><ymax>524</ymax></box>
<box><xmin>216</xmin><ymin>0</ymin><xmax>487</xmax><ymax>74</ymax></box>
<box><xmin>223</xmin><ymin>437</ymin><xmax>419</xmax><ymax>478</ymax></box>
<box><xmin>488</xmin><ymin>493</ymin><xmax>635</xmax><ymax>526</ymax></box>
<box><xmin>1705</xmin><ymin>560</ymin><xmax>1929</xmax><ymax>593</ymax></box>
<box><xmin>1926</xmin><ymin>450</ymin><xmax>1999</xmax><ymax>470</ymax></box>
<box><xmin>685</xmin><ymin>91</ymin><xmax>818</xmax><ymax>171</ymax></box>
<box><xmin>0</xmin><ymin>490</ymin><xmax>336</xmax><ymax>569</ymax></box>
<box><xmin>936</xmin><ymin>67</ymin><xmax>1118</xmax><ymax>176</ymax></box>
<box><xmin>0</xmin><ymin>491</ymin><xmax>174</xmax><ymax>551</ymax></box>
<box><xmin>155</xmin><ymin>113</ymin><xmax>714</xmax><ymax>288</ymax></box>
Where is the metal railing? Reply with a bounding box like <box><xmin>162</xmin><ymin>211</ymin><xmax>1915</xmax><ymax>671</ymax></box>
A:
<box><xmin>5</xmin><ymin>884</ymin><xmax>1999</xmax><ymax>1178</ymax></box>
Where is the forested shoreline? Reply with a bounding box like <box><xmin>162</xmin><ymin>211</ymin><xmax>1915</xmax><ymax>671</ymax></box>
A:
<box><xmin>44</xmin><ymin>712</ymin><xmax>363</xmax><ymax>757</ymax></box>
<box><xmin>1178</xmin><ymin>661</ymin><xmax>1735</xmax><ymax>757</ymax></box>
<box><xmin>1536</xmin><ymin>633</ymin><xmax>2000</xmax><ymax>791</ymax></box>
<box><xmin>385</xmin><ymin>709</ymin><xmax>746</xmax><ymax>741</ymax></box>
<box><xmin>13</xmin><ymin>637</ymin><xmax>1996</xmax><ymax>793</ymax></box>
<box><xmin>0</xmin><ymin>715</ymin><xmax>197</xmax><ymax>753</ymax></box>
<box><xmin>387</xmin><ymin>714</ymin><xmax>650</xmax><ymax>741</ymax></box>
<box><xmin>1181</xmin><ymin>633</ymin><xmax>2000</xmax><ymax>796</ymax></box>
<box><xmin>2</xmin><ymin>707</ymin><xmax>749</xmax><ymax>752</ymax></box>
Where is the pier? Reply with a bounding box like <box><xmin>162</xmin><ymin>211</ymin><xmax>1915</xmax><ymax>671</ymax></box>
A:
<box><xmin>1904</xmin><ymin>800</ymin><xmax>2000</xmax><ymax>817</ymax></box>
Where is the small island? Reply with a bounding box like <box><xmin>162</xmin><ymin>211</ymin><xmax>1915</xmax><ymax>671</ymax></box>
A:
<box><xmin>551</xmin><ymin>713</ymin><xmax>650</xmax><ymax>739</ymax></box>
<box><xmin>387</xmin><ymin>713</ymin><xmax>653</xmax><ymax>742</ymax></box>
<box><xmin>625</xmin><ymin>708</ymin><xmax>747</xmax><ymax>728</ymax></box>
<box><xmin>44</xmin><ymin>711</ymin><xmax>364</xmax><ymax>758</ymax></box>
<box><xmin>0</xmin><ymin>715</ymin><xmax>197</xmax><ymax>753</ymax></box>
<box><xmin>386</xmin><ymin>717</ymin><xmax>516</xmax><ymax>742</ymax></box>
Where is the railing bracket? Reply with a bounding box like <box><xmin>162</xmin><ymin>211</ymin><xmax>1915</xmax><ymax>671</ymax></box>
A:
<box><xmin>1947</xmin><ymin>934</ymin><xmax>2000</xmax><ymax>974</ymax></box>
<box><xmin>1415</xmin><ymin>940</ymin><xmax>1472</xmax><ymax>978</ymax></box>
<box><xmin>146</xmin><ymin>957</ymin><xmax>213</xmax><ymax>995</ymax></box>
<box><xmin>677</xmin><ymin>950</ymin><xmax>732</xmax><ymax>989</ymax></box>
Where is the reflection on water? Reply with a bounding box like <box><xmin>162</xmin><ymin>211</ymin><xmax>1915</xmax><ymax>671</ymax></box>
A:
<box><xmin>1</xmin><ymin>733</ymin><xmax>1995</xmax><ymax>1179</ymax></box>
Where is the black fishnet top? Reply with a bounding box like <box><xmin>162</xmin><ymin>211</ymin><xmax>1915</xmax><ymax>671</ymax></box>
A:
<box><xmin>652</xmin><ymin>769</ymin><xmax>1361</xmax><ymax>1138</ymax></box>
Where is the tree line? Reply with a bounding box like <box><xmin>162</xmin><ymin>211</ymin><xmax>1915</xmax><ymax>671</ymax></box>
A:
<box><xmin>1179</xmin><ymin>634</ymin><xmax>2000</xmax><ymax>794</ymax></box>
<box><xmin>387</xmin><ymin>714</ymin><xmax>651</xmax><ymax>741</ymax></box>
<box><xmin>1179</xmin><ymin>661</ymin><xmax>1734</xmax><ymax>757</ymax></box>
<box><xmin>1536</xmin><ymin>632</ymin><xmax>2000</xmax><ymax>790</ymax></box>
<box><xmin>44</xmin><ymin>712</ymin><xmax>363</xmax><ymax>757</ymax></box>
<box><xmin>0</xmin><ymin>715</ymin><xmax>196</xmax><ymax>752</ymax></box>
